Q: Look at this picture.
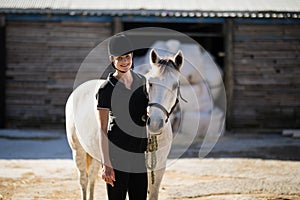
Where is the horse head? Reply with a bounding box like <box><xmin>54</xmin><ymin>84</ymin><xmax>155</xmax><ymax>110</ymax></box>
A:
<box><xmin>146</xmin><ymin>49</ymin><xmax>184</xmax><ymax>135</ymax></box>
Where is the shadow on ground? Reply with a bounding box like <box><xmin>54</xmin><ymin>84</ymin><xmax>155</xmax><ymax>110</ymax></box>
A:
<box><xmin>170</xmin><ymin>133</ymin><xmax>300</xmax><ymax>161</ymax></box>
<box><xmin>1</xmin><ymin>129</ymin><xmax>300</xmax><ymax>161</ymax></box>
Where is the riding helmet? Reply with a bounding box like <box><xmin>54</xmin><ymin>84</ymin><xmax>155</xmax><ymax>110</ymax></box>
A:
<box><xmin>108</xmin><ymin>33</ymin><xmax>133</xmax><ymax>57</ymax></box>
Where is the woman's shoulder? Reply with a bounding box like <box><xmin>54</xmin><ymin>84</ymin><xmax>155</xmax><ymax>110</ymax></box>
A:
<box><xmin>99</xmin><ymin>73</ymin><xmax>116</xmax><ymax>90</ymax></box>
<box><xmin>97</xmin><ymin>79</ymin><xmax>114</xmax><ymax>94</ymax></box>
<box><xmin>98</xmin><ymin>80</ymin><xmax>109</xmax><ymax>89</ymax></box>
<box><xmin>96</xmin><ymin>79</ymin><xmax>114</xmax><ymax>101</ymax></box>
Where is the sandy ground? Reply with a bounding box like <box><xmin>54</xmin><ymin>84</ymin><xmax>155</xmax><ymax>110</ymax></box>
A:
<box><xmin>0</xmin><ymin>159</ymin><xmax>299</xmax><ymax>200</ymax></box>
<box><xmin>0</xmin><ymin>130</ymin><xmax>300</xmax><ymax>200</ymax></box>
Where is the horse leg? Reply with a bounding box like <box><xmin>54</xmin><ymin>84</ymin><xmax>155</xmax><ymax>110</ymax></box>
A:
<box><xmin>148</xmin><ymin>167</ymin><xmax>166</xmax><ymax>200</ymax></box>
<box><xmin>66</xmin><ymin>123</ymin><xmax>88</xmax><ymax>199</ymax></box>
<box><xmin>73</xmin><ymin>148</ymin><xmax>88</xmax><ymax>200</ymax></box>
<box><xmin>86</xmin><ymin>154</ymin><xmax>101</xmax><ymax>200</ymax></box>
<box><xmin>71</xmin><ymin>135</ymin><xmax>88</xmax><ymax>199</ymax></box>
<box><xmin>67</xmin><ymin>128</ymin><xmax>100</xmax><ymax>200</ymax></box>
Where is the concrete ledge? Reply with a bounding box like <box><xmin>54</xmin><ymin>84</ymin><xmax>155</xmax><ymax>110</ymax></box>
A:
<box><xmin>0</xmin><ymin>129</ymin><xmax>65</xmax><ymax>140</ymax></box>
<box><xmin>282</xmin><ymin>129</ymin><xmax>300</xmax><ymax>139</ymax></box>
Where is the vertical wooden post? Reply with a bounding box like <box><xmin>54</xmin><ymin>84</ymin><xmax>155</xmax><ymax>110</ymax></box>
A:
<box><xmin>112</xmin><ymin>17</ymin><xmax>123</xmax><ymax>35</ymax></box>
<box><xmin>224</xmin><ymin>19</ymin><xmax>234</xmax><ymax>130</ymax></box>
<box><xmin>0</xmin><ymin>15</ymin><xmax>6</xmax><ymax>128</ymax></box>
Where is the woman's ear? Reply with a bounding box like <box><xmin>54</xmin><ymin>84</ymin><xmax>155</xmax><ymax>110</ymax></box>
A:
<box><xmin>109</xmin><ymin>55</ymin><xmax>114</xmax><ymax>62</ymax></box>
<box><xmin>150</xmin><ymin>49</ymin><xmax>159</xmax><ymax>65</ymax></box>
<box><xmin>174</xmin><ymin>50</ymin><xmax>184</xmax><ymax>71</ymax></box>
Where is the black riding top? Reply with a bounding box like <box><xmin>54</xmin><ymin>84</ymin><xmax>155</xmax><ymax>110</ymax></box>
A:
<box><xmin>96</xmin><ymin>70</ymin><xmax>148</xmax><ymax>172</ymax></box>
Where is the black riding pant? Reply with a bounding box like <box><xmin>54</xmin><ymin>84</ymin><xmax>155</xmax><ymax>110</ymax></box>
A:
<box><xmin>107</xmin><ymin>169</ymin><xmax>148</xmax><ymax>200</ymax></box>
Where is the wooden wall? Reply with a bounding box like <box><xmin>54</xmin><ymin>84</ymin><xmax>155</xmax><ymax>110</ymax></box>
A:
<box><xmin>5</xmin><ymin>19</ymin><xmax>300</xmax><ymax>131</ymax></box>
<box><xmin>5</xmin><ymin>20</ymin><xmax>111</xmax><ymax>128</ymax></box>
<box><xmin>229</xmin><ymin>23</ymin><xmax>300</xmax><ymax>131</ymax></box>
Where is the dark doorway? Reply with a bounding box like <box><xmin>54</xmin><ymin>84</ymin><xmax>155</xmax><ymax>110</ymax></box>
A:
<box><xmin>123</xmin><ymin>22</ymin><xmax>224</xmax><ymax>69</ymax></box>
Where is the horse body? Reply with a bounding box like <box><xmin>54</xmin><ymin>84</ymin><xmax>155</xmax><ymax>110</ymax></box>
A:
<box><xmin>66</xmin><ymin>79</ymin><xmax>104</xmax><ymax>200</ymax></box>
<box><xmin>65</xmin><ymin>49</ymin><xmax>183</xmax><ymax>200</ymax></box>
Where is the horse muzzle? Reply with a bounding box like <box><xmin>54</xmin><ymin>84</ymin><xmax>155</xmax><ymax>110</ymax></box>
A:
<box><xmin>147</xmin><ymin>117</ymin><xmax>164</xmax><ymax>135</ymax></box>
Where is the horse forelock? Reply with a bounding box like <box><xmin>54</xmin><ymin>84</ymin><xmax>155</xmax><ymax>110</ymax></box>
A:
<box><xmin>158</xmin><ymin>58</ymin><xmax>177</xmax><ymax>70</ymax></box>
<box><xmin>150</xmin><ymin>58</ymin><xmax>176</xmax><ymax>77</ymax></box>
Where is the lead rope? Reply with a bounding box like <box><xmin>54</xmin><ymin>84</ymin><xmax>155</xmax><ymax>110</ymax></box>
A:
<box><xmin>145</xmin><ymin>135</ymin><xmax>158</xmax><ymax>184</ymax></box>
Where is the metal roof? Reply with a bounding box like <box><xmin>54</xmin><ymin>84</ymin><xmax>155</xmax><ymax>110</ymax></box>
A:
<box><xmin>0</xmin><ymin>0</ymin><xmax>299</xmax><ymax>19</ymax></box>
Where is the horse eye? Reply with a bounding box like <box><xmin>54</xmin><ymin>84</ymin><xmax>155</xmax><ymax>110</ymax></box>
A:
<box><xmin>149</xmin><ymin>83</ymin><xmax>153</xmax><ymax>87</ymax></box>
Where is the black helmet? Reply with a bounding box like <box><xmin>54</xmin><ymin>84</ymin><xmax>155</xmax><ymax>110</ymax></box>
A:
<box><xmin>108</xmin><ymin>33</ymin><xmax>133</xmax><ymax>57</ymax></box>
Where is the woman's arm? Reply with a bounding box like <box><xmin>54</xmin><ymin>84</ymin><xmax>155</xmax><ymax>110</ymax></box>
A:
<box><xmin>98</xmin><ymin>109</ymin><xmax>115</xmax><ymax>187</ymax></box>
<box><xmin>98</xmin><ymin>109</ymin><xmax>110</xmax><ymax>164</ymax></box>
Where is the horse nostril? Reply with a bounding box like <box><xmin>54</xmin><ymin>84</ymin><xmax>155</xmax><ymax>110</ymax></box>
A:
<box><xmin>147</xmin><ymin>118</ymin><xmax>151</xmax><ymax>126</ymax></box>
<box><xmin>159</xmin><ymin>119</ymin><xmax>164</xmax><ymax>129</ymax></box>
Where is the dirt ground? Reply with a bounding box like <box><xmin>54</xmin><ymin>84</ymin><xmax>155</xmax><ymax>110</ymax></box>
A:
<box><xmin>0</xmin><ymin>130</ymin><xmax>300</xmax><ymax>200</ymax></box>
<box><xmin>0</xmin><ymin>158</ymin><xmax>299</xmax><ymax>200</ymax></box>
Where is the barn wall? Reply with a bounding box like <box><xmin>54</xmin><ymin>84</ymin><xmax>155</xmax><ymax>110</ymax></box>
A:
<box><xmin>5</xmin><ymin>20</ymin><xmax>111</xmax><ymax>128</ymax></box>
<box><xmin>230</xmin><ymin>23</ymin><xmax>300</xmax><ymax>130</ymax></box>
<box><xmin>0</xmin><ymin>16</ymin><xmax>6</xmax><ymax>128</ymax></box>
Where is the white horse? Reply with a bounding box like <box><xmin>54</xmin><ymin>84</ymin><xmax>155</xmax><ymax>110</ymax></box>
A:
<box><xmin>65</xmin><ymin>49</ymin><xmax>183</xmax><ymax>200</ymax></box>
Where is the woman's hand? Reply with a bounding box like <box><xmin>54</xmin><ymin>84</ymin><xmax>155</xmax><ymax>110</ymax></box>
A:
<box><xmin>101</xmin><ymin>165</ymin><xmax>115</xmax><ymax>187</ymax></box>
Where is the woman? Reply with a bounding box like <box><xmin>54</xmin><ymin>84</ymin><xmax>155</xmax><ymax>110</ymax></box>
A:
<box><xmin>96</xmin><ymin>33</ymin><xmax>148</xmax><ymax>200</ymax></box>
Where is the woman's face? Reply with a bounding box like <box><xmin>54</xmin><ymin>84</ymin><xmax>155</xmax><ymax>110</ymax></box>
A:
<box><xmin>111</xmin><ymin>53</ymin><xmax>133</xmax><ymax>72</ymax></box>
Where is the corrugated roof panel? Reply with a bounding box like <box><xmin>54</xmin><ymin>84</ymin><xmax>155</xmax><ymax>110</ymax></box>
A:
<box><xmin>71</xmin><ymin>0</ymin><xmax>112</xmax><ymax>10</ymax></box>
<box><xmin>52</xmin><ymin>0</ymin><xmax>70</xmax><ymax>10</ymax></box>
<box><xmin>0</xmin><ymin>0</ymin><xmax>299</xmax><ymax>17</ymax></box>
<box><xmin>0</xmin><ymin>0</ymin><xmax>69</xmax><ymax>9</ymax></box>
<box><xmin>194</xmin><ymin>0</ymin><xmax>300</xmax><ymax>12</ymax></box>
<box><xmin>1</xmin><ymin>0</ymin><xmax>299</xmax><ymax>11</ymax></box>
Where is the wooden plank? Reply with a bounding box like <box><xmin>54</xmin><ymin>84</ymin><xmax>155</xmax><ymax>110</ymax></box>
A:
<box><xmin>5</xmin><ymin>20</ymin><xmax>111</xmax><ymax>128</ymax></box>
<box><xmin>234</xmin><ymin>24</ymin><xmax>300</xmax><ymax>42</ymax></box>
<box><xmin>224</xmin><ymin>19</ymin><xmax>234</xmax><ymax>130</ymax></box>
<box><xmin>231</xmin><ymin>23</ymin><xmax>300</xmax><ymax>130</ymax></box>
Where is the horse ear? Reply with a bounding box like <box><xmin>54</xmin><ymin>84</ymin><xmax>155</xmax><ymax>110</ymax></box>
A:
<box><xmin>150</xmin><ymin>49</ymin><xmax>159</xmax><ymax>65</ymax></box>
<box><xmin>174</xmin><ymin>50</ymin><xmax>184</xmax><ymax>71</ymax></box>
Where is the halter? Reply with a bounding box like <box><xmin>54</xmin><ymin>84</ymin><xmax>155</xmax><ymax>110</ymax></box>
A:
<box><xmin>146</xmin><ymin>83</ymin><xmax>187</xmax><ymax>185</ymax></box>
<box><xmin>148</xmin><ymin>83</ymin><xmax>187</xmax><ymax>123</ymax></box>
